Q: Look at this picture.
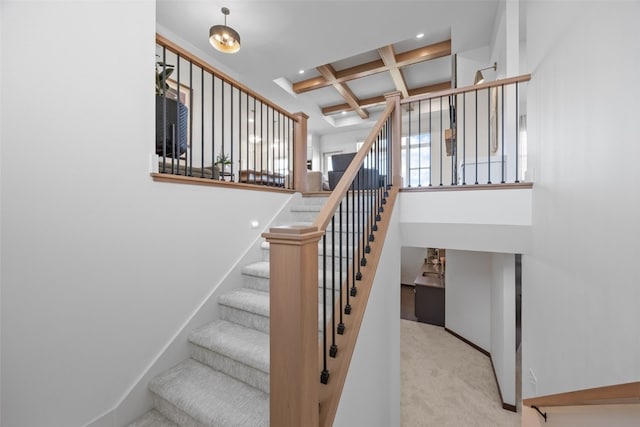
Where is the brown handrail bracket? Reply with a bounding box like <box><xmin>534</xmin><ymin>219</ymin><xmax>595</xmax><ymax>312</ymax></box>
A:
<box><xmin>531</xmin><ymin>405</ymin><xmax>548</xmax><ymax>422</ymax></box>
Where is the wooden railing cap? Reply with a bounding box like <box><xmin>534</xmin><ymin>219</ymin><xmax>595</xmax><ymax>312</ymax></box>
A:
<box><xmin>262</xmin><ymin>225</ymin><xmax>324</xmax><ymax>244</ymax></box>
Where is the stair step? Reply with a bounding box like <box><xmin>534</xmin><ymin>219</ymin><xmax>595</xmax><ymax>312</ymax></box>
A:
<box><xmin>219</xmin><ymin>288</ymin><xmax>270</xmax><ymax>333</ymax></box>
<box><xmin>149</xmin><ymin>359</ymin><xmax>268</xmax><ymax>427</ymax></box>
<box><xmin>242</xmin><ymin>261</ymin><xmax>349</xmax><ymax>292</ymax></box>
<box><xmin>127</xmin><ymin>409</ymin><xmax>178</xmax><ymax>427</ymax></box>
<box><xmin>189</xmin><ymin>320</ymin><xmax>269</xmax><ymax>393</ymax></box>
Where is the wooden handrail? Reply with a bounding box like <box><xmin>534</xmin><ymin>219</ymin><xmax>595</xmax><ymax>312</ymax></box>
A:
<box><xmin>156</xmin><ymin>33</ymin><xmax>297</xmax><ymax>121</ymax></box>
<box><xmin>523</xmin><ymin>381</ymin><xmax>640</xmax><ymax>408</ymax></box>
<box><xmin>401</xmin><ymin>73</ymin><xmax>531</xmax><ymax>105</ymax></box>
<box><xmin>312</xmin><ymin>96</ymin><xmax>398</xmax><ymax>232</ymax></box>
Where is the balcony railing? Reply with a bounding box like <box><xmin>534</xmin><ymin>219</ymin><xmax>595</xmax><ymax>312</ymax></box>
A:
<box><xmin>155</xmin><ymin>34</ymin><xmax>303</xmax><ymax>190</ymax></box>
<box><xmin>400</xmin><ymin>74</ymin><xmax>531</xmax><ymax>187</ymax></box>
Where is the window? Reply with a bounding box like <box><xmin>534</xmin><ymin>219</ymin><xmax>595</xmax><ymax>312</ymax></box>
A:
<box><xmin>402</xmin><ymin>134</ymin><xmax>431</xmax><ymax>187</ymax></box>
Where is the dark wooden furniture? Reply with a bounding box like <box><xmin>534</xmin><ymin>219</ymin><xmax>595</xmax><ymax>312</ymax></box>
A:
<box><xmin>414</xmin><ymin>265</ymin><xmax>445</xmax><ymax>326</ymax></box>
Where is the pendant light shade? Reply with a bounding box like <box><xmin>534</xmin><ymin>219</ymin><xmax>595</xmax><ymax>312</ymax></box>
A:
<box><xmin>209</xmin><ymin>7</ymin><xmax>241</xmax><ymax>53</ymax></box>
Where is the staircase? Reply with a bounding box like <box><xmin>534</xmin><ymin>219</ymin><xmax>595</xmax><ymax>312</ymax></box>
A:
<box><xmin>129</xmin><ymin>195</ymin><xmax>330</xmax><ymax>427</ymax></box>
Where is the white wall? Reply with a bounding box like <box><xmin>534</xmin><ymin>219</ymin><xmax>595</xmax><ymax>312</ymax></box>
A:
<box><xmin>0</xmin><ymin>2</ymin><xmax>291</xmax><ymax>426</ymax></box>
<box><xmin>401</xmin><ymin>247</ymin><xmax>427</xmax><ymax>285</ymax></box>
<box><xmin>334</xmin><ymin>202</ymin><xmax>401</xmax><ymax>427</ymax></box>
<box><xmin>490</xmin><ymin>252</ymin><xmax>516</xmax><ymax>407</ymax></box>
<box><xmin>399</xmin><ymin>189</ymin><xmax>532</xmax><ymax>254</ymax></box>
<box><xmin>523</xmin><ymin>0</ymin><xmax>640</xmax><ymax>400</ymax></box>
<box><xmin>445</xmin><ymin>250</ymin><xmax>492</xmax><ymax>352</ymax></box>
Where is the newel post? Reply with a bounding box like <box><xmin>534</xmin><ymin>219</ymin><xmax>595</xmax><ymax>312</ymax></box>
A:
<box><xmin>385</xmin><ymin>91</ymin><xmax>402</xmax><ymax>187</ymax></box>
<box><xmin>293</xmin><ymin>112</ymin><xmax>309</xmax><ymax>192</ymax></box>
<box><xmin>263</xmin><ymin>225</ymin><xmax>323</xmax><ymax>427</ymax></box>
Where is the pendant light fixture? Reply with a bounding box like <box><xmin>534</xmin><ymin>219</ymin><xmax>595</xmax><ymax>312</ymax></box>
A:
<box><xmin>474</xmin><ymin>62</ymin><xmax>497</xmax><ymax>85</ymax></box>
<box><xmin>209</xmin><ymin>7</ymin><xmax>241</xmax><ymax>53</ymax></box>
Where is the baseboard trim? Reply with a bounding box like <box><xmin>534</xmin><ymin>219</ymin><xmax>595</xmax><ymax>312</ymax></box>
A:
<box><xmin>490</xmin><ymin>357</ymin><xmax>518</xmax><ymax>412</ymax></box>
<box><xmin>444</xmin><ymin>327</ymin><xmax>490</xmax><ymax>357</ymax></box>
<box><xmin>444</xmin><ymin>327</ymin><xmax>517</xmax><ymax>412</ymax></box>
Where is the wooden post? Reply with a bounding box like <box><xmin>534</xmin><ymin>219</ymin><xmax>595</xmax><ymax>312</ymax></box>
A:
<box><xmin>263</xmin><ymin>225</ymin><xmax>323</xmax><ymax>427</ymax></box>
<box><xmin>293</xmin><ymin>112</ymin><xmax>309</xmax><ymax>192</ymax></box>
<box><xmin>385</xmin><ymin>92</ymin><xmax>403</xmax><ymax>187</ymax></box>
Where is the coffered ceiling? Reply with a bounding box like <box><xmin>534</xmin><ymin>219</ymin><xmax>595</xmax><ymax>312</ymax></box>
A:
<box><xmin>156</xmin><ymin>0</ymin><xmax>500</xmax><ymax>135</ymax></box>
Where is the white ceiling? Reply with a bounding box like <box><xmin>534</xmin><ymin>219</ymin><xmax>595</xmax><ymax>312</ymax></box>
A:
<box><xmin>156</xmin><ymin>0</ymin><xmax>499</xmax><ymax>136</ymax></box>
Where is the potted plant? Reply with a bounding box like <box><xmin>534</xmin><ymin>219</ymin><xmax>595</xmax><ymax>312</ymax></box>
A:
<box><xmin>156</xmin><ymin>58</ymin><xmax>188</xmax><ymax>159</ymax></box>
<box><xmin>215</xmin><ymin>153</ymin><xmax>232</xmax><ymax>172</ymax></box>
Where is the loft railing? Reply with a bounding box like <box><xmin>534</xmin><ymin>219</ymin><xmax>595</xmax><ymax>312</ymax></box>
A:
<box><xmin>154</xmin><ymin>35</ymin><xmax>306</xmax><ymax>190</ymax></box>
<box><xmin>400</xmin><ymin>74</ymin><xmax>531</xmax><ymax>187</ymax></box>
<box><xmin>264</xmin><ymin>92</ymin><xmax>401</xmax><ymax>427</ymax></box>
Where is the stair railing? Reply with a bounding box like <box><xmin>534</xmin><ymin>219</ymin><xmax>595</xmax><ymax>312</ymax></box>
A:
<box><xmin>154</xmin><ymin>34</ymin><xmax>308</xmax><ymax>191</ymax></box>
<box><xmin>263</xmin><ymin>92</ymin><xmax>401</xmax><ymax>427</ymax></box>
<box><xmin>401</xmin><ymin>74</ymin><xmax>531</xmax><ymax>187</ymax></box>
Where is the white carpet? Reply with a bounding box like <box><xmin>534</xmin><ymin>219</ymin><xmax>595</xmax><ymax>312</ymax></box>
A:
<box><xmin>401</xmin><ymin>319</ymin><xmax>521</xmax><ymax>427</ymax></box>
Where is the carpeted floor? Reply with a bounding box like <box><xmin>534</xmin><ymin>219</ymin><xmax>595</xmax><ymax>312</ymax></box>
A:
<box><xmin>401</xmin><ymin>319</ymin><xmax>521</xmax><ymax>427</ymax></box>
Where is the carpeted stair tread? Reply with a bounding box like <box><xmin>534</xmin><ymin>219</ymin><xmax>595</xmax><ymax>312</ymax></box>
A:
<box><xmin>189</xmin><ymin>319</ymin><xmax>269</xmax><ymax>374</ymax></box>
<box><xmin>127</xmin><ymin>409</ymin><xmax>178</xmax><ymax>427</ymax></box>
<box><xmin>242</xmin><ymin>261</ymin><xmax>345</xmax><ymax>283</ymax></box>
<box><xmin>149</xmin><ymin>359</ymin><xmax>268</xmax><ymax>427</ymax></box>
<box><xmin>219</xmin><ymin>288</ymin><xmax>270</xmax><ymax>317</ymax></box>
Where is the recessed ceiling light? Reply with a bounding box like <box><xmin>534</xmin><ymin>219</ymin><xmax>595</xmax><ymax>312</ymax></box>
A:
<box><xmin>416</xmin><ymin>33</ymin><xmax>424</xmax><ymax>39</ymax></box>
<box><xmin>298</xmin><ymin>69</ymin><xmax>305</xmax><ymax>74</ymax></box>
<box><xmin>341</xmin><ymin>111</ymin><xmax>347</xmax><ymax>115</ymax></box>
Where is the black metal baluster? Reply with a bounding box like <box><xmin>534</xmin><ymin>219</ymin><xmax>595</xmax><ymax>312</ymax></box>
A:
<box><xmin>245</xmin><ymin>94</ymin><xmax>249</xmax><ymax>180</ymax></box>
<box><xmin>462</xmin><ymin>92</ymin><xmax>466</xmax><ymax>185</ymax></box>
<box><xmin>429</xmin><ymin>98</ymin><xmax>432</xmax><ymax>186</ymax></box>
<box><xmin>515</xmin><ymin>82</ymin><xmax>520</xmax><ymax>183</ymax></box>
<box><xmin>451</xmin><ymin>96</ymin><xmax>456</xmax><ymax>186</ymax></box>
<box><xmin>188</xmin><ymin>62</ymin><xmax>193</xmax><ymax>176</ymax></box>
<box><xmin>200</xmin><ymin>67</ymin><xmax>205</xmax><ymax>177</ymax></box>
<box><xmin>221</xmin><ymin>80</ymin><xmax>226</xmax><ymax>181</ymax></box>
<box><xmin>345</xmin><ymin>188</ymin><xmax>352</xmax><ymax>315</ymax></box>
<box><xmin>407</xmin><ymin>103</ymin><xmax>412</xmax><ymax>187</ymax></box>
<box><xmin>260</xmin><ymin>101</ymin><xmax>264</xmax><ymax>184</ymax></box>
<box><xmin>211</xmin><ymin>74</ymin><xmax>216</xmax><ymax>176</ymax></box>
<box><xmin>160</xmin><ymin>46</ymin><xmax>167</xmax><ymax>172</ymax></box>
<box><xmin>238</xmin><ymin>90</ymin><xmax>242</xmax><ymax>182</ymax></box>
<box><xmin>252</xmin><ymin>98</ymin><xmax>257</xmax><ymax>184</ymax></box>
<box><xmin>355</xmin><ymin>171</ymin><xmax>363</xmax><ymax>286</ymax></box>
<box><xmin>439</xmin><ymin>96</ymin><xmax>443</xmax><ymax>186</ymax></box>
<box><xmin>230</xmin><ymin>84</ymin><xmax>235</xmax><ymax>181</ymax></box>
<box><xmin>418</xmin><ymin>100</ymin><xmax>422</xmax><ymax>187</ymax></box>
<box><xmin>266</xmin><ymin>107</ymin><xmax>270</xmax><ymax>185</ymax></box>
<box><xmin>487</xmin><ymin>87</ymin><xmax>491</xmax><ymax>184</ymax></box>
<box><xmin>174</xmin><ymin>54</ymin><xmax>181</xmax><ymax>172</ymax></box>
<box><xmin>475</xmin><ymin>89</ymin><xmax>479</xmax><ymax>185</ymax></box>
<box><xmin>320</xmin><ymin>234</ymin><xmax>329</xmax><ymax>384</ymax></box>
<box><xmin>288</xmin><ymin>117</ymin><xmax>292</xmax><ymax>188</ymax></box>
<box><xmin>338</xmin><ymin>201</ymin><xmax>345</xmax><ymax>333</ymax></box>
<box><xmin>330</xmin><ymin>215</ymin><xmax>337</xmax><ymax>358</ymax></box>
<box><xmin>501</xmin><ymin>85</ymin><xmax>505</xmax><ymax>183</ymax></box>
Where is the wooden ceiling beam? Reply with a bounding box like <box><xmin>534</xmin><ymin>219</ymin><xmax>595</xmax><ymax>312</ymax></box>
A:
<box><xmin>292</xmin><ymin>39</ymin><xmax>452</xmax><ymax>94</ymax></box>
<box><xmin>322</xmin><ymin>95</ymin><xmax>387</xmax><ymax>115</ymax></box>
<box><xmin>316</xmin><ymin>64</ymin><xmax>369</xmax><ymax>119</ymax></box>
<box><xmin>378</xmin><ymin>45</ymin><xmax>409</xmax><ymax>98</ymax></box>
<box><xmin>395</xmin><ymin>40</ymin><xmax>451</xmax><ymax>67</ymax></box>
<box><xmin>321</xmin><ymin>80</ymin><xmax>451</xmax><ymax>115</ymax></box>
<box><xmin>407</xmin><ymin>81</ymin><xmax>452</xmax><ymax>97</ymax></box>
